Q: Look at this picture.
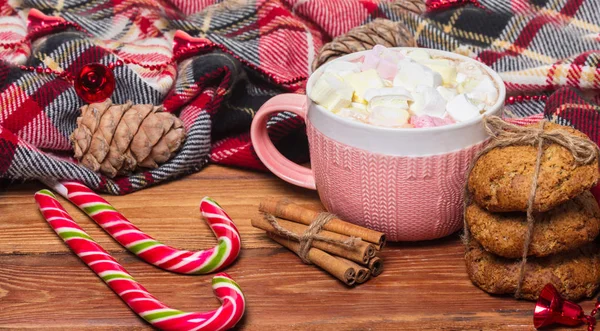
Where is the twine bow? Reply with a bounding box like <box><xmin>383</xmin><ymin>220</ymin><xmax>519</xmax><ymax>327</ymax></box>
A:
<box><xmin>265</xmin><ymin>213</ymin><xmax>360</xmax><ymax>264</ymax></box>
<box><xmin>463</xmin><ymin>115</ymin><xmax>600</xmax><ymax>298</ymax></box>
<box><xmin>482</xmin><ymin>116</ymin><xmax>599</xmax><ymax>164</ymax></box>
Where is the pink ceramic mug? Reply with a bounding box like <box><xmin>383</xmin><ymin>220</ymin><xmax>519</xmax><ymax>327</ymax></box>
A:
<box><xmin>251</xmin><ymin>48</ymin><xmax>506</xmax><ymax>241</ymax></box>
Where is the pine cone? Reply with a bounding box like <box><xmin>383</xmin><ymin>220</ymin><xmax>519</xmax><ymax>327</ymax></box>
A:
<box><xmin>312</xmin><ymin>18</ymin><xmax>417</xmax><ymax>71</ymax></box>
<box><xmin>71</xmin><ymin>99</ymin><xmax>186</xmax><ymax>178</ymax></box>
<box><xmin>389</xmin><ymin>0</ymin><xmax>427</xmax><ymax>15</ymax></box>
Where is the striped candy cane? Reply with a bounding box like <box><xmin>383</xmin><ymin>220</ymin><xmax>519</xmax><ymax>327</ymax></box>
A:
<box><xmin>45</xmin><ymin>180</ymin><xmax>241</xmax><ymax>274</ymax></box>
<box><xmin>35</xmin><ymin>189</ymin><xmax>245</xmax><ymax>331</ymax></box>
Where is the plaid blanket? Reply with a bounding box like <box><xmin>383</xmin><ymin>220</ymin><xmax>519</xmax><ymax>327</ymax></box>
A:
<box><xmin>1</xmin><ymin>0</ymin><xmax>599</xmax><ymax>194</ymax></box>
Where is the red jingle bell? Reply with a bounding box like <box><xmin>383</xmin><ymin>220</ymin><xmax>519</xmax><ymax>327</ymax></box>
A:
<box><xmin>534</xmin><ymin>283</ymin><xmax>590</xmax><ymax>329</ymax></box>
<box><xmin>27</xmin><ymin>8</ymin><xmax>68</xmax><ymax>40</ymax></box>
<box><xmin>172</xmin><ymin>30</ymin><xmax>213</xmax><ymax>62</ymax></box>
<box><xmin>74</xmin><ymin>63</ymin><xmax>115</xmax><ymax>103</ymax></box>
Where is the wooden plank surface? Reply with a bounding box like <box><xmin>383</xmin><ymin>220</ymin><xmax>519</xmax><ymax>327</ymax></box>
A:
<box><xmin>0</xmin><ymin>165</ymin><xmax>586</xmax><ymax>330</ymax></box>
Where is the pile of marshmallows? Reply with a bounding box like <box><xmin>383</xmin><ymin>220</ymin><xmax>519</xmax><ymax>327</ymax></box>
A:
<box><xmin>309</xmin><ymin>45</ymin><xmax>499</xmax><ymax>128</ymax></box>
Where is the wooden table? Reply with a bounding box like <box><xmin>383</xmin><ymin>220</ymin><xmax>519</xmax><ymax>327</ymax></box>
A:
<box><xmin>0</xmin><ymin>165</ymin><xmax>586</xmax><ymax>330</ymax></box>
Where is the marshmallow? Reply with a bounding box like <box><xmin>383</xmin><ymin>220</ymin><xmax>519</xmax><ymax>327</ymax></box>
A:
<box><xmin>407</xmin><ymin>49</ymin><xmax>431</xmax><ymax>62</ymax></box>
<box><xmin>323</xmin><ymin>60</ymin><xmax>361</xmax><ymax>77</ymax></box>
<box><xmin>362</xmin><ymin>52</ymin><xmax>381</xmax><ymax>71</ymax></box>
<box><xmin>457</xmin><ymin>61</ymin><xmax>484</xmax><ymax>78</ymax></box>
<box><xmin>367</xmin><ymin>106</ymin><xmax>410</xmax><ymax>127</ymax></box>
<box><xmin>376</xmin><ymin>59</ymin><xmax>398</xmax><ymax>81</ymax></box>
<box><xmin>446</xmin><ymin>94</ymin><xmax>482</xmax><ymax>122</ymax></box>
<box><xmin>337</xmin><ymin>106</ymin><xmax>369</xmax><ymax>121</ymax></box>
<box><xmin>423</xmin><ymin>59</ymin><xmax>457</xmax><ymax>86</ymax></box>
<box><xmin>351</xmin><ymin>102</ymin><xmax>368</xmax><ymax>111</ymax></box>
<box><xmin>409</xmin><ymin>85</ymin><xmax>447</xmax><ymax>118</ymax></box>
<box><xmin>365</xmin><ymin>87</ymin><xmax>412</xmax><ymax>112</ymax></box>
<box><xmin>393</xmin><ymin>60</ymin><xmax>442</xmax><ymax>90</ymax></box>
<box><xmin>374</xmin><ymin>44</ymin><xmax>402</xmax><ymax>62</ymax></box>
<box><xmin>309</xmin><ymin>72</ymin><xmax>354</xmax><ymax>111</ymax></box>
<box><xmin>369</xmin><ymin>97</ymin><xmax>409</xmax><ymax>111</ymax></box>
<box><xmin>364</xmin><ymin>87</ymin><xmax>412</xmax><ymax>102</ymax></box>
<box><xmin>466</xmin><ymin>76</ymin><xmax>498</xmax><ymax>104</ymax></box>
<box><xmin>362</xmin><ymin>45</ymin><xmax>400</xmax><ymax>81</ymax></box>
<box><xmin>456</xmin><ymin>77</ymin><xmax>479</xmax><ymax>94</ymax></box>
<box><xmin>345</xmin><ymin>69</ymin><xmax>385</xmax><ymax>100</ymax></box>
<box><xmin>436</xmin><ymin>86</ymin><xmax>457</xmax><ymax>101</ymax></box>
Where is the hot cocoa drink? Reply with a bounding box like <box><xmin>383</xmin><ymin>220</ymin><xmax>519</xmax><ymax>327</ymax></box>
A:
<box><xmin>309</xmin><ymin>45</ymin><xmax>499</xmax><ymax>128</ymax></box>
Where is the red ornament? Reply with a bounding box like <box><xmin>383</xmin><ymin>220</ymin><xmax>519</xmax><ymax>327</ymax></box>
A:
<box><xmin>74</xmin><ymin>63</ymin><xmax>115</xmax><ymax>103</ymax></box>
<box><xmin>27</xmin><ymin>8</ymin><xmax>69</xmax><ymax>40</ymax></box>
<box><xmin>534</xmin><ymin>284</ymin><xmax>597</xmax><ymax>330</ymax></box>
<box><xmin>507</xmin><ymin>96</ymin><xmax>515</xmax><ymax>105</ymax></box>
<box><xmin>426</xmin><ymin>0</ymin><xmax>484</xmax><ymax>11</ymax></box>
<box><xmin>172</xmin><ymin>30</ymin><xmax>213</xmax><ymax>62</ymax></box>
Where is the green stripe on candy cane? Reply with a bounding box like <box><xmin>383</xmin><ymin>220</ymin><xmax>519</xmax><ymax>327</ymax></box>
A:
<box><xmin>37</xmin><ymin>189</ymin><xmax>55</xmax><ymax>197</ymax></box>
<box><xmin>193</xmin><ymin>240</ymin><xmax>229</xmax><ymax>274</ymax></box>
<box><xmin>212</xmin><ymin>275</ymin><xmax>243</xmax><ymax>292</ymax></box>
<box><xmin>34</xmin><ymin>189</ymin><xmax>246</xmax><ymax>331</ymax></box>
<box><xmin>58</xmin><ymin>231</ymin><xmax>94</xmax><ymax>241</ymax></box>
<box><xmin>142</xmin><ymin>309</ymin><xmax>188</xmax><ymax>322</ymax></box>
<box><xmin>100</xmin><ymin>272</ymin><xmax>136</xmax><ymax>282</ymax></box>
<box><xmin>128</xmin><ymin>239</ymin><xmax>161</xmax><ymax>254</ymax></box>
<box><xmin>203</xmin><ymin>197</ymin><xmax>222</xmax><ymax>207</ymax></box>
<box><xmin>82</xmin><ymin>203</ymin><xmax>116</xmax><ymax>215</ymax></box>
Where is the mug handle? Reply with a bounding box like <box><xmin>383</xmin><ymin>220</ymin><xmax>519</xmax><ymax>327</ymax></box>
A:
<box><xmin>250</xmin><ymin>93</ymin><xmax>316</xmax><ymax>190</ymax></box>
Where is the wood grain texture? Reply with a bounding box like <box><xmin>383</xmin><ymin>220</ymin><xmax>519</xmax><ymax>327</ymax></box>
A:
<box><xmin>0</xmin><ymin>165</ymin><xmax>589</xmax><ymax>330</ymax></box>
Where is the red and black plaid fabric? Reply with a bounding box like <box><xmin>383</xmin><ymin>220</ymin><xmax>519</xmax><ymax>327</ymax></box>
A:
<box><xmin>1</xmin><ymin>0</ymin><xmax>599</xmax><ymax>194</ymax></box>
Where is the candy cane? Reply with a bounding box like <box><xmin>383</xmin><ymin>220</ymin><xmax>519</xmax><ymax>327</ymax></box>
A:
<box><xmin>35</xmin><ymin>189</ymin><xmax>245</xmax><ymax>331</ymax></box>
<box><xmin>44</xmin><ymin>180</ymin><xmax>241</xmax><ymax>274</ymax></box>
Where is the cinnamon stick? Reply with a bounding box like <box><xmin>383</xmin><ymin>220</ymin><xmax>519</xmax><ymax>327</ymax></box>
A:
<box><xmin>368</xmin><ymin>246</ymin><xmax>377</xmax><ymax>258</ymax></box>
<box><xmin>337</xmin><ymin>257</ymin><xmax>371</xmax><ymax>284</ymax></box>
<box><xmin>252</xmin><ymin>216</ymin><xmax>375</xmax><ymax>264</ymax></box>
<box><xmin>368</xmin><ymin>257</ymin><xmax>383</xmax><ymax>277</ymax></box>
<box><xmin>260</xmin><ymin>198</ymin><xmax>386</xmax><ymax>249</ymax></box>
<box><xmin>267</xmin><ymin>232</ymin><xmax>356</xmax><ymax>286</ymax></box>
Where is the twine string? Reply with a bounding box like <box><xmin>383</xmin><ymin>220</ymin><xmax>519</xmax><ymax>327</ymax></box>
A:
<box><xmin>515</xmin><ymin>120</ymin><xmax>546</xmax><ymax>298</ymax></box>
<box><xmin>265</xmin><ymin>213</ymin><xmax>360</xmax><ymax>264</ymax></box>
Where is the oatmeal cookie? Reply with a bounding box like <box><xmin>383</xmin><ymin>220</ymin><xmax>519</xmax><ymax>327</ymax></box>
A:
<box><xmin>466</xmin><ymin>191</ymin><xmax>600</xmax><ymax>258</ymax></box>
<box><xmin>465</xmin><ymin>241</ymin><xmax>600</xmax><ymax>301</ymax></box>
<box><xmin>468</xmin><ymin>123</ymin><xmax>598</xmax><ymax>213</ymax></box>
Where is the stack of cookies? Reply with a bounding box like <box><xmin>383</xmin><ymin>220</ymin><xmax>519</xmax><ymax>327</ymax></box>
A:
<box><xmin>464</xmin><ymin>123</ymin><xmax>600</xmax><ymax>301</ymax></box>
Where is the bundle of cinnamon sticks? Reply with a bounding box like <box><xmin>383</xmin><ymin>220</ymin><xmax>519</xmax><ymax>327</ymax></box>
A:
<box><xmin>252</xmin><ymin>197</ymin><xmax>386</xmax><ymax>286</ymax></box>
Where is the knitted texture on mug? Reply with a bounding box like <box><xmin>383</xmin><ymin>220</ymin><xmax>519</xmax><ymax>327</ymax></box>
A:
<box><xmin>307</xmin><ymin>122</ymin><xmax>485</xmax><ymax>241</ymax></box>
<box><xmin>1</xmin><ymin>0</ymin><xmax>600</xmax><ymax>194</ymax></box>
